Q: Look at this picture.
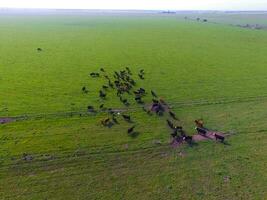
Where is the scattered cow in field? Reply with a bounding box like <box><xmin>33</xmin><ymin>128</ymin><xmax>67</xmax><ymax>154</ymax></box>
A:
<box><xmin>152</xmin><ymin>99</ymin><xmax>159</xmax><ymax>104</ymax></box>
<box><xmin>151</xmin><ymin>90</ymin><xmax>157</xmax><ymax>98</ymax></box>
<box><xmin>135</xmin><ymin>96</ymin><xmax>144</xmax><ymax>104</ymax></box>
<box><xmin>214</xmin><ymin>133</ymin><xmax>225</xmax><ymax>143</ymax></box>
<box><xmin>108</xmin><ymin>81</ymin><xmax>114</xmax><ymax>88</ymax></box>
<box><xmin>87</xmin><ymin>106</ymin><xmax>96</xmax><ymax>113</ymax></box>
<box><xmin>100</xmin><ymin>68</ymin><xmax>105</xmax><ymax>72</ymax></box>
<box><xmin>166</xmin><ymin>119</ymin><xmax>175</xmax><ymax>129</ymax></box>
<box><xmin>195</xmin><ymin>119</ymin><xmax>204</xmax><ymax>128</ymax></box>
<box><xmin>102</xmin><ymin>85</ymin><xmax>109</xmax><ymax>90</ymax></box>
<box><xmin>122</xmin><ymin>99</ymin><xmax>130</xmax><ymax>106</ymax></box>
<box><xmin>37</xmin><ymin>48</ymin><xmax>42</xmax><ymax>51</ymax></box>
<box><xmin>196</xmin><ymin>127</ymin><xmax>207</xmax><ymax>135</ymax></box>
<box><xmin>127</xmin><ymin>126</ymin><xmax>135</xmax><ymax>134</ymax></box>
<box><xmin>107</xmin><ymin>108</ymin><xmax>115</xmax><ymax>115</ymax></box>
<box><xmin>169</xmin><ymin>111</ymin><xmax>178</xmax><ymax>120</ymax></box>
<box><xmin>90</xmin><ymin>72</ymin><xmax>100</xmax><ymax>77</ymax></box>
<box><xmin>139</xmin><ymin>88</ymin><xmax>145</xmax><ymax>93</ymax></box>
<box><xmin>101</xmin><ymin>118</ymin><xmax>114</xmax><ymax>128</ymax></box>
<box><xmin>99</xmin><ymin>90</ymin><xmax>106</xmax><ymax>98</ymax></box>
<box><xmin>82</xmin><ymin>86</ymin><xmax>88</xmax><ymax>93</ymax></box>
<box><xmin>122</xmin><ymin>114</ymin><xmax>131</xmax><ymax>122</ymax></box>
<box><xmin>126</xmin><ymin>67</ymin><xmax>132</xmax><ymax>74</ymax></box>
<box><xmin>112</xmin><ymin>116</ymin><xmax>119</xmax><ymax>124</ymax></box>
<box><xmin>184</xmin><ymin>136</ymin><xmax>193</xmax><ymax>144</ymax></box>
<box><xmin>138</xmin><ymin>74</ymin><xmax>144</xmax><ymax>79</ymax></box>
<box><xmin>104</xmin><ymin>75</ymin><xmax>109</xmax><ymax>79</ymax></box>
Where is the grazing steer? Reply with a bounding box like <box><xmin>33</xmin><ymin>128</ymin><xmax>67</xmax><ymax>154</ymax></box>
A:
<box><xmin>108</xmin><ymin>81</ymin><xmax>114</xmax><ymax>88</ymax></box>
<box><xmin>152</xmin><ymin>99</ymin><xmax>159</xmax><ymax>104</ymax></box>
<box><xmin>112</xmin><ymin>116</ymin><xmax>119</xmax><ymax>124</ymax></box>
<box><xmin>82</xmin><ymin>86</ymin><xmax>88</xmax><ymax>93</ymax></box>
<box><xmin>195</xmin><ymin>119</ymin><xmax>204</xmax><ymax>128</ymax></box>
<box><xmin>184</xmin><ymin>136</ymin><xmax>193</xmax><ymax>145</ymax></box>
<box><xmin>126</xmin><ymin>67</ymin><xmax>131</xmax><ymax>74</ymax></box>
<box><xmin>214</xmin><ymin>133</ymin><xmax>225</xmax><ymax>142</ymax></box>
<box><xmin>122</xmin><ymin>114</ymin><xmax>131</xmax><ymax>122</ymax></box>
<box><xmin>87</xmin><ymin>106</ymin><xmax>95</xmax><ymax>113</ymax></box>
<box><xmin>169</xmin><ymin>111</ymin><xmax>178</xmax><ymax>120</ymax></box>
<box><xmin>138</xmin><ymin>74</ymin><xmax>144</xmax><ymax>79</ymax></box>
<box><xmin>102</xmin><ymin>85</ymin><xmax>109</xmax><ymax>90</ymax></box>
<box><xmin>37</xmin><ymin>48</ymin><xmax>42</xmax><ymax>51</ymax></box>
<box><xmin>90</xmin><ymin>73</ymin><xmax>100</xmax><ymax>77</ymax></box>
<box><xmin>151</xmin><ymin>90</ymin><xmax>157</xmax><ymax>98</ymax></box>
<box><xmin>104</xmin><ymin>75</ymin><xmax>110</xmax><ymax>80</ymax></box>
<box><xmin>139</xmin><ymin>88</ymin><xmax>145</xmax><ymax>93</ymax></box>
<box><xmin>99</xmin><ymin>90</ymin><xmax>106</xmax><ymax>98</ymax></box>
<box><xmin>166</xmin><ymin>119</ymin><xmax>174</xmax><ymax>129</ymax></box>
<box><xmin>129</xmin><ymin>79</ymin><xmax>136</xmax><ymax>86</ymax></box>
<box><xmin>107</xmin><ymin>108</ymin><xmax>115</xmax><ymax>115</ymax></box>
<box><xmin>196</xmin><ymin>127</ymin><xmax>207</xmax><ymax>135</ymax></box>
<box><xmin>127</xmin><ymin>126</ymin><xmax>135</xmax><ymax>134</ymax></box>
<box><xmin>100</xmin><ymin>68</ymin><xmax>105</xmax><ymax>72</ymax></box>
<box><xmin>101</xmin><ymin>118</ymin><xmax>110</xmax><ymax>126</ymax></box>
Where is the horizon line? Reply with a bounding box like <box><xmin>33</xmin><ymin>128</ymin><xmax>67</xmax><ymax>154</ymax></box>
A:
<box><xmin>0</xmin><ymin>7</ymin><xmax>266</xmax><ymax>12</ymax></box>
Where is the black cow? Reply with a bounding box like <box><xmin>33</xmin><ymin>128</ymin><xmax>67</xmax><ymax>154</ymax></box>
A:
<box><xmin>169</xmin><ymin>111</ymin><xmax>178</xmax><ymax>120</ymax></box>
<box><xmin>138</xmin><ymin>74</ymin><xmax>144</xmax><ymax>79</ymax></box>
<box><xmin>166</xmin><ymin>119</ymin><xmax>175</xmax><ymax>129</ymax></box>
<box><xmin>214</xmin><ymin>133</ymin><xmax>225</xmax><ymax>142</ymax></box>
<box><xmin>196</xmin><ymin>127</ymin><xmax>207</xmax><ymax>135</ymax></box>
<box><xmin>151</xmin><ymin>90</ymin><xmax>157</xmax><ymax>98</ymax></box>
<box><xmin>90</xmin><ymin>73</ymin><xmax>100</xmax><ymax>77</ymax></box>
<box><xmin>122</xmin><ymin>114</ymin><xmax>131</xmax><ymax>122</ymax></box>
<box><xmin>102</xmin><ymin>85</ymin><xmax>109</xmax><ymax>90</ymax></box>
<box><xmin>127</xmin><ymin>126</ymin><xmax>135</xmax><ymax>134</ymax></box>
<box><xmin>99</xmin><ymin>90</ymin><xmax>106</xmax><ymax>98</ymax></box>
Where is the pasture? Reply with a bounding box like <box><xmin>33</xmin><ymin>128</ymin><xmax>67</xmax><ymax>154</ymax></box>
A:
<box><xmin>0</xmin><ymin>11</ymin><xmax>267</xmax><ymax>199</ymax></box>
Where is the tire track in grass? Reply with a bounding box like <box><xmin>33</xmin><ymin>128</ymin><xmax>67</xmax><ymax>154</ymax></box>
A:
<box><xmin>2</xmin><ymin>147</ymin><xmax>173</xmax><ymax>199</ymax></box>
<box><xmin>0</xmin><ymin>128</ymin><xmax>265</xmax><ymax>172</ymax></box>
<box><xmin>2</xmin><ymin>93</ymin><xmax>267</xmax><ymax>122</ymax></box>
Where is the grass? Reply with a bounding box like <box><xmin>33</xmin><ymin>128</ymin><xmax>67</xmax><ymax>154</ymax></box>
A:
<box><xmin>0</xmin><ymin>12</ymin><xmax>267</xmax><ymax>199</ymax></box>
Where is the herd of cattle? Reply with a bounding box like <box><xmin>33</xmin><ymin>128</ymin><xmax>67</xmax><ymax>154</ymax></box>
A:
<box><xmin>83</xmin><ymin>67</ymin><xmax>225</xmax><ymax>146</ymax></box>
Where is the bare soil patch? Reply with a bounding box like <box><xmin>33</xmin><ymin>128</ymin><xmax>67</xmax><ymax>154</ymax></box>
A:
<box><xmin>192</xmin><ymin>131</ymin><xmax>226</xmax><ymax>142</ymax></box>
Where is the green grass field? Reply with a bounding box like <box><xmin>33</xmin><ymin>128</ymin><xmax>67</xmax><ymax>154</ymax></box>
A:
<box><xmin>0</xmin><ymin>12</ymin><xmax>267</xmax><ymax>199</ymax></box>
<box><xmin>179</xmin><ymin>11</ymin><xmax>267</xmax><ymax>27</ymax></box>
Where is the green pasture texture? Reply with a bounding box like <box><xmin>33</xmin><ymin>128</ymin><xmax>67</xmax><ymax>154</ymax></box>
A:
<box><xmin>0</xmin><ymin>13</ymin><xmax>267</xmax><ymax>199</ymax></box>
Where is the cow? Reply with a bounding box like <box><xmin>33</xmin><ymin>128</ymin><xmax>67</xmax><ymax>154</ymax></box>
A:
<box><xmin>214</xmin><ymin>133</ymin><xmax>225</xmax><ymax>143</ymax></box>
<box><xmin>102</xmin><ymin>85</ymin><xmax>109</xmax><ymax>90</ymax></box>
<box><xmin>196</xmin><ymin>127</ymin><xmax>207</xmax><ymax>135</ymax></box>
<box><xmin>169</xmin><ymin>111</ymin><xmax>178</xmax><ymax>120</ymax></box>
<box><xmin>195</xmin><ymin>119</ymin><xmax>204</xmax><ymax>128</ymax></box>
<box><xmin>151</xmin><ymin>90</ymin><xmax>157</xmax><ymax>98</ymax></box>
<box><xmin>166</xmin><ymin>119</ymin><xmax>174</xmax><ymax>129</ymax></box>
<box><xmin>122</xmin><ymin>114</ymin><xmax>131</xmax><ymax>122</ymax></box>
<box><xmin>127</xmin><ymin>126</ymin><xmax>135</xmax><ymax>134</ymax></box>
<box><xmin>99</xmin><ymin>90</ymin><xmax>106</xmax><ymax>98</ymax></box>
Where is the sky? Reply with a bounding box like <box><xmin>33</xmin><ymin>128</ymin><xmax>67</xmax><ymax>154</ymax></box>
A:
<box><xmin>0</xmin><ymin>0</ymin><xmax>266</xmax><ymax>11</ymax></box>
